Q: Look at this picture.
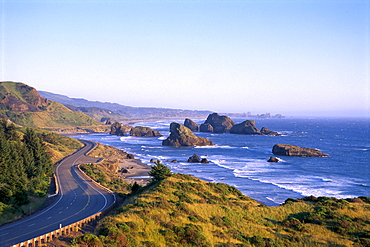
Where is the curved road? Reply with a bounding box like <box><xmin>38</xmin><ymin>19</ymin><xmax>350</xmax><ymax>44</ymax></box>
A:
<box><xmin>0</xmin><ymin>140</ymin><xmax>116</xmax><ymax>247</ymax></box>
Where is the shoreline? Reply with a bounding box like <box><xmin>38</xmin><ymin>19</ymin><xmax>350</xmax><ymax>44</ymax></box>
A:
<box><xmin>118</xmin><ymin>159</ymin><xmax>152</xmax><ymax>185</ymax></box>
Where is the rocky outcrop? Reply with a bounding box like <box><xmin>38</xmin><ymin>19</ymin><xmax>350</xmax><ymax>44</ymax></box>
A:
<box><xmin>184</xmin><ymin>118</ymin><xmax>200</xmax><ymax>132</ymax></box>
<box><xmin>200</xmin><ymin>123</ymin><xmax>214</xmax><ymax>132</ymax></box>
<box><xmin>101</xmin><ymin>117</ymin><xmax>115</xmax><ymax>125</ymax></box>
<box><xmin>230</xmin><ymin>120</ymin><xmax>260</xmax><ymax>135</ymax></box>
<box><xmin>188</xmin><ymin>154</ymin><xmax>209</xmax><ymax>163</ymax></box>
<box><xmin>188</xmin><ymin>154</ymin><xmax>201</xmax><ymax>163</ymax></box>
<box><xmin>260</xmin><ymin>127</ymin><xmax>280</xmax><ymax>136</ymax></box>
<box><xmin>110</xmin><ymin>122</ymin><xmax>132</xmax><ymax>136</ymax></box>
<box><xmin>267</xmin><ymin>157</ymin><xmax>279</xmax><ymax>162</ymax></box>
<box><xmin>230</xmin><ymin>120</ymin><xmax>280</xmax><ymax>136</ymax></box>
<box><xmin>130</xmin><ymin>126</ymin><xmax>162</xmax><ymax>137</ymax></box>
<box><xmin>201</xmin><ymin>158</ymin><xmax>209</xmax><ymax>163</ymax></box>
<box><xmin>162</xmin><ymin>122</ymin><xmax>214</xmax><ymax>147</ymax></box>
<box><xmin>201</xmin><ymin>113</ymin><xmax>235</xmax><ymax>133</ymax></box>
<box><xmin>272</xmin><ymin>144</ymin><xmax>329</xmax><ymax>157</ymax></box>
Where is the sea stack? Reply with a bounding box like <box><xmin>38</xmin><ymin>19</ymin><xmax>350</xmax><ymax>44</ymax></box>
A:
<box><xmin>272</xmin><ymin>144</ymin><xmax>329</xmax><ymax>157</ymax></box>
<box><xmin>162</xmin><ymin>122</ymin><xmax>214</xmax><ymax>147</ymax></box>
<box><xmin>200</xmin><ymin>113</ymin><xmax>235</xmax><ymax>133</ymax></box>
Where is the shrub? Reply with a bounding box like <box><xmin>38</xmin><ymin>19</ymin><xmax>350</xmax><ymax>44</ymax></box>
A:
<box><xmin>116</xmin><ymin>222</ymin><xmax>130</xmax><ymax>232</ymax></box>
<box><xmin>74</xmin><ymin>234</ymin><xmax>103</xmax><ymax>247</ymax></box>
<box><xmin>149</xmin><ymin>161</ymin><xmax>173</xmax><ymax>182</ymax></box>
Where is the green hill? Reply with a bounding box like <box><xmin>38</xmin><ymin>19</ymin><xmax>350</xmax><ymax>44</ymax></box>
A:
<box><xmin>68</xmin><ymin>172</ymin><xmax>370</xmax><ymax>247</ymax></box>
<box><xmin>0</xmin><ymin>81</ymin><xmax>105</xmax><ymax>130</ymax></box>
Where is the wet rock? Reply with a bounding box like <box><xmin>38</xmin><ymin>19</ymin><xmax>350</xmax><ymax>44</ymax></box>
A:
<box><xmin>184</xmin><ymin>118</ymin><xmax>200</xmax><ymax>132</ymax></box>
<box><xmin>267</xmin><ymin>157</ymin><xmax>279</xmax><ymax>162</ymax></box>
<box><xmin>201</xmin><ymin>113</ymin><xmax>235</xmax><ymax>133</ymax></box>
<box><xmin>162</xmin><ymin>122</ymin><xmax>214</xmax><ymax>147</ymax></box>
<box><xmin>188</xmin><ymin>154</ymin><xmax>201</xmax><ymax>163</ymax></box>
<box><xmin>272</xmin><ymin>144</ymin><xmax>329</xmax><ymax>157</ymax></box>
<box><xmin>130</xmin><ymin>126</ymin><xmax>162</xmax><ymax>137</ymax></box>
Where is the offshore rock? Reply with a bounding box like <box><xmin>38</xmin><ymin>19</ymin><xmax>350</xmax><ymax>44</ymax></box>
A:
<box><xmin>272</xmin><ymin>144</ymin><xmax>329</xmax><ymax>157</ymax></box>
<box><xmin>200</xmin><ymin>123</ymin><xmax>214</xmax><ymax>132</ymax></box>
<box><xmin>130</xmin><ymin>126</ymin><xmax>162</xmax><ymax>137</ymax></box>
<box><xmin>188</xmin><ymin>154</ymin><xmax>201</xmax><ymax>163</ymax></box>
<box><xmin>201</xmin><ymin>158</ymin><xmax>209</xmax><ymax>164</ymax></box>
<box><xmin>184</xmin><ymin>118</ymin><xmax>200</xmax><ymax>132</ymax></box>
<box><xmin>267</xmin><ymin>157</ymin><xmax>279</xmax><ymax>162</ymax></box>
<box><xmin>202</xmin><ymin>113</ymin><xmax>235</xmax><ymax>133</ymax></box>
<box><xmin>110</xmin><ymin>122</ymin><xmax>132</xmax><ymax>136</ymax></box>
<box><xmin>162</xmin><ymin>122</ymin><xmax>214</xmax><ymax>147</ymax></box>
<box><xmin>187</xmin><ymin>154</ymin><xmax>209</xmax><ymax>163</ymax></box>
<box><xmin>260</xmin><ymin>127</ymin><xmax>280</xmax><ymax>136</ymax></box>
<box><xmin>230</xmin><ymin>120</ymin><xmax>261</xmax><ymax>135</ymax></box>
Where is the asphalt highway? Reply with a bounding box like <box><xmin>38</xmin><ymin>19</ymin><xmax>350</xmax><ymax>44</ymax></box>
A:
<box><xmin>0</xmin><ymin>140</ymin><xmax>116</xmax><ymax>247</ymax></box>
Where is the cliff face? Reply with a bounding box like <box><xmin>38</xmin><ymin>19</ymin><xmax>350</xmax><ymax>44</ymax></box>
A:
<box><xmin>0</xmin><ymin>81</ymin><xmax>102</xmax><ymax>128</ymax></box>
<box><xmin>0</xmin><ymin>82</ymin><xmax>48</xmax><ymax>112</ymax></box>
<box><xmin>162</xmin><ymin>122</ymin><xmax>214</xmax><ymax>147</ymax></box>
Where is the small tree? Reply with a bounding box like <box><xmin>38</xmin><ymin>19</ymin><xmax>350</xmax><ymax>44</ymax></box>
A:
<box><xmin>149</xmin><ymin>160</ymin><xmax>172</xmax><ymax>182</ymax></box>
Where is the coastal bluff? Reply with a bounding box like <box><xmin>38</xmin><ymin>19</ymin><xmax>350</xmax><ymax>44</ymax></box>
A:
<box><xmin>272</xmin><ymin>144</ymin><xmax>329</xmax><ymax>157</ymax></box>
<box><xmin>162</xmin><ymin>122</ymin><xmax>214</xmax><ymax>147</ymax></box>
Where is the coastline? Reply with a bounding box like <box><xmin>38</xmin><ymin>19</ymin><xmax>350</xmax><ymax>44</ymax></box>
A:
<box><xmin>118</xmin><ymin>159</ymin><xmax>152</xmax><ymax>185</ymax></box>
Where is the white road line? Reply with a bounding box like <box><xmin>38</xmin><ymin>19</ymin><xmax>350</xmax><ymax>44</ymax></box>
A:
<box><xmin>47</xmin><ymin>216</ymin><xmax>52</xmax><ymax>219</ymax></box>
<box><xmin>28</xmin><ymin>223</ymin><xmax>35</xmax><ymax>227</ymax></box>
<box><xmin>0</xmin><ymin>233</ymin><xmax>9</xmax><ymax>236</ymax></box>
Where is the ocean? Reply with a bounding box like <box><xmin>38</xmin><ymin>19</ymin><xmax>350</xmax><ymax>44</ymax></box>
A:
<box><xmin>71</xmin><ymin>117</ymin><xmax>370</xmax><ymax>206</ymax></box>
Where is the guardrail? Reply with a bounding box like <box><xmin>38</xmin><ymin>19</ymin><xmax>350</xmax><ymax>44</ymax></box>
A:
<box><xmin>10</xmin><ymin>142</ymin><xmax>117</xmax><ymax>247</ymax></box>
<box><xmin>10</xmin><ymin>173</ymin><xmax>116</xmax><ymax>247</ymax></box>
<box><xmin>10</xmin><ymin>212</ymin><xmax>102</xmax><ymax>247</ymax></box>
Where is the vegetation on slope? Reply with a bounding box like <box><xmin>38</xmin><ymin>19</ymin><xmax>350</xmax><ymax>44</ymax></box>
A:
<box><xmin>0</xmin><ymin>120</ymin><xmax>83</xmax><ymax>224</ymax></box>
<box><xmin>70</xmin><ymin>165</ymin><xmax>370</xmax><ymax>247</ymax></box>
<box><xmin>0</xmin><ymin>121</ymin><xmax>53</xmax><ymax>224</ymax></box>
<box><xmin>0</xmin><ymin>81</ymin><xmax>105</xmax><ymax>131</ymax></box>
<box><xmin>80</xmin><ymin>143</ymin><xmax>136</xmax><ymax>195</ymax></box>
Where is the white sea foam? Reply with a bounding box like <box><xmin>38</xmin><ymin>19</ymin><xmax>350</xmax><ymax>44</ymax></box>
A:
<box><xmin>236</xmin><ymin>173</ymin><xmax>358</xmax><ymax>199</ymax></box>
<box><xmin>266</xmin><ymin>197</ymin><xmax>283</xmax><ymax>204</ymax></box>
<box><xmin>195</xmin><ymin>145</ymin><xmax>235</xmax><ymax>149</ymax></box>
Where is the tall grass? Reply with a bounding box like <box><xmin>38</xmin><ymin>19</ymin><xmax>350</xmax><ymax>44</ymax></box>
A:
<box><xmin>71</xmin><ymin>174</ymin><xmax>370</xmax><ymax>247</ymax></box>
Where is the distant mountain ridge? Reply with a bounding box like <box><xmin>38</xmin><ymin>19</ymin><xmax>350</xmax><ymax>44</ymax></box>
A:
<box><xmin>39</xmin><ymin>91</ymin><xmax>213</xmax><ymax>121</ymax></box>
<box><xmin>0</xmin><ymin>81</ymin><xmax>103</xmax><ymax>129</ymax></box>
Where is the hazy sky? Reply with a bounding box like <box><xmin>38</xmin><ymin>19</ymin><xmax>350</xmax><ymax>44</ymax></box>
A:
<box><xmin>1</xmin><ymin>0</ymin><xmax>369</xmax><ymax>117</ymax></box>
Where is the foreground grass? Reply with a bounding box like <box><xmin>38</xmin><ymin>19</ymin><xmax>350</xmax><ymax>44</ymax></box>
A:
<box><xmin>70</xmin><ymin>173</ymin><xmax>370</xmax><ymax>247</ymax></box>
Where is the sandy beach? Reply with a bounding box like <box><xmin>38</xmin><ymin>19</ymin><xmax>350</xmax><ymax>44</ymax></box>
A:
<box><xmin>118</xmin><ymin>159</ymin><xmax>152</xmax><ymax>185</ymax></box>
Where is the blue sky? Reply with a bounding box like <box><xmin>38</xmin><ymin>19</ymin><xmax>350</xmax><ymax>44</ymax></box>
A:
<box><xmin>1</xmin><ymin>0</ymin><xmax>369</xmax><ymax>117</ymax></box>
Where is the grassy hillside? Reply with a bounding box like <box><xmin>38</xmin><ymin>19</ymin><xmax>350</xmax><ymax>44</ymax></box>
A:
<box><xmin>0</xmin><ymin>81</ymin><xmax>105</xmax><ymax>130</ymax></box>
<box><xmin>70</xmin><ymin>173</ymin><xmax>370</xmax><ymax>247</ymax></box>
